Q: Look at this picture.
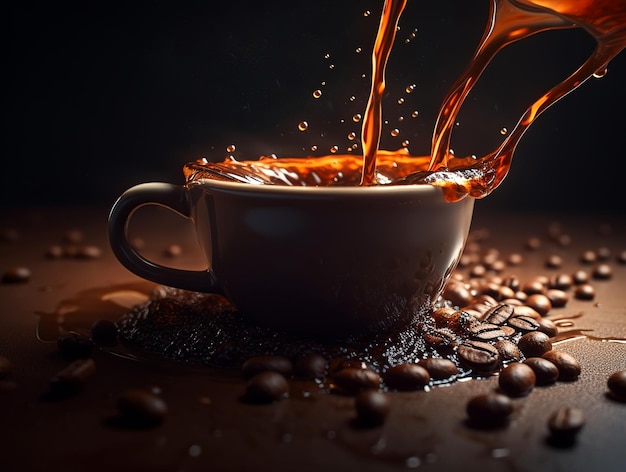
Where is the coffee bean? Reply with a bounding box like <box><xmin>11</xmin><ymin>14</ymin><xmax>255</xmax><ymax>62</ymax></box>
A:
<box><xmin>536</xmin><ymin>318</ymin><xmax>558</xmax><ymax>337</ymax></box>
<box><xmin>518</xmin><ymin>331</ymin><xmax>552</xmax><ymax>358</ymax></box>
<box><xmin>494</xmin><ymin>340</ymin><xmax>521</xmax><ymax>362</ymax></box>
<box><xmin>617</xmin><ymin>250</ymin><xmax>626</xmax><ymax>265</ymax></box>
<box><xmin>442</xmin><ymin>283</ymin><xmax>472</xmax><ymax>308</ymax></box>
<box><xmin>545</xmin><ymin>254</ymin><xmax>563</xmax><ymax>269</ymax></box>
<box><xmin>498</xmin><ymin>362</ymin><xmax>536</xmax><ymax>397</ymax></box>
<box><xmin>431</xmin><ymin>307</ymin><xmax>460</xmax><ymax>329</ymax></box>
<box><xmin>469</xmin><ymin>323</ymin><xmax>506</xmax><ymax>341</ymax></box>
<box><xmin>458</xmin><ymin>341</ymin><xmax>500</xmax><ymax>374</ymax></box>
<box><xmin>521</xmin><ymin>280</ymin><xmax>545</xmax><ymax>296</ymax></box>
<box><xmin>507</xmin><ymin>315</ymin><xmax>540</xmax><ymax>333</ymax></box>
<box><xmin>507</xmin><ymin>253</ymin><xmax>523</xmax><ymax>266</ymax></box>
<box><xmin>548</xmin><ymin>273</ymin><xmax>573</xmax><ymax>291</ymax></box>
<box><xmin>502</xmin><ymin>275</ymin><xmax>521</xmax><ymax>290</ymax></box>
<box><xmin>546</xmin><ymin>289</ymin><xmax>568</xmax><ymax>308</ymax></box>
<box><xmin>525</xmin><ymin>237</ymin><xmax>541</xmax><ymax>250</ymax></box>
<box><xmin>1</xmin><ymin>266</ymin><xmax>31</xmax><ymax>284</ymax></box>
<box><xmin>466</xmin><ymin>393</ymin><xmax>513</xmax><ymax>428</ymax></box>
<box><xmin>354</xmin><ymin>390</ymin><xmax>390</xmax><ymax>426</ymax></box>
<box><xmin>423</xmin><ymin>328</ymin><xmax>458</xmax><ymax>351</ymax></box>
<box><xmin>607</xmin><ymin>370</ymin><xmax>626</xmax><ymax>401</ymax></box>
<box><xmin>547</xmin><ymin>407</ymin><xmax>585</xmax><ymax>440</ymax></box>
<box><xmin>523</xmin><ymin>357</ymin><xmax>559</xmax><ymax>385</ymax></box>
<box><xmin>328</xmin><ymin>357</ymin><xmax>370</xmax><ymax>375</ymax></box>
<box><xmin>484</xmin><ymin>303</ymin><xmax>514</xmax><ymax>325</ymax></box>
<box><xmin>75</xmin><ymin>245</ymin><xmax>103</xmax><ymax>259</ymax></box>
<box><xmin>596</xmin><ymin>247</ymin><xmax>611</xmax><ymax>261</ymax></box>
<box><xmin>525</xmin><ymin>294</ymin><xmax>552</xmax><ymax>316</ymax></box>
<box><xmin>117</xmin><ymin>388</ymin><xmax>168</xmax><ymax>427</ymax></box>
<box><xmin>163</xmin><ymin>244</ymin><xmax>182</xmax><ymax>257</ymax></box>
<box><xmin>63</xmin><ymin>230</ymin><xmax>84</xmax><ymax>244</ymax></box>
<box><xmin>572</xmin><ymin>270</ymin><xmax>589</xmax><ymax>285</ymax></box>
<box><xmin>245</xmin><ymin>371</ymin><xmax>289</xmax><ymax>403</ymax></box>
<box><xmin>294</xmin><ymin>353</ymin><xmax>328</xmax><ymax>380</ymax></box>
<box><xmin>49</xmin><ymin>358</ymin><xmax>96</xmax><ymax>398</ymax></box>
<box><xmin>512</xmin><ymin>305</ymin><xmax>541</xmax><ymax>320</ymax></box>
<box><xmin>541</xmin><ymin>350</ymin><xmax>581</xmax><ymax>381</ymax></box>
<box><xmin>57</xmin><ymin>332</ymin><xmax>94</xmax><ymax>359</ymax></box>
<box><xmin>579</xmin><ymin>250</ymin><xmax>597</xmax><ymax>264</ymax></box>
<box><xmin>383</xmin><ymin>364</ymin><xmax>430</xmax><ymax>391</ymax></box>
<box><xmin>90</xmin><ymin>320</ymin><xmax>118</xmax><ymax>345</ymax></box>
<box><xmin>332</xmin><ymin>368</ymin><xmax>380</xmax><ymax>395</ymax></box>
<box><xmin>469</xmin><ymin>264</ymin><xmax>487</xmax><ymax>278</ymax></box>
<box><xmin>592</xmin><ymin>263</ymin><xmax>612</xmax><ymax>280</ymax></box>
<box><xmin>0</xmin><ymin>356</ymin><xmax>12</xmax><ymax>379</ymax></box>
<box><xmin>418</xmin><ymin>358</ymin><xmax>458</xmax><ymax>380</ymax></box>
<box><xmin>45</xmin><ymin>245</ymin><xmax>64</xmax><ymax>259</ymax></box>
<box><xmin>574</xmin><ymin>284</ymin><xmax>595</xmax><ymax>301</ymax></box>
<box><xmin>241</xmin><ymin>355</ymin><xmax>294</xmax><ymax>379</ymax></box>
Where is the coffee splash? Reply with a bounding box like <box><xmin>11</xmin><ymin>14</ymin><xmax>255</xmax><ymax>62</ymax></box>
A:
<box><xmin>185</xmin><ymin>0</ymin><xmax>626</xmax><ymax>203</ymax></box>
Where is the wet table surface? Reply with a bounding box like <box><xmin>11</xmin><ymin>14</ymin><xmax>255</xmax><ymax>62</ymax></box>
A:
<box><xmin>1</xmin><ymin>204</ymin><xmax>625</xmax><ymax>472</ymax></box>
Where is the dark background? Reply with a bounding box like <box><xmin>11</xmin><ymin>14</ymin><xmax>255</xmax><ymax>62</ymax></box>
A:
<box><xmin>4</xmin><ymin>0</ymin><xmax>625</xmax><ymax>213</ymax></box>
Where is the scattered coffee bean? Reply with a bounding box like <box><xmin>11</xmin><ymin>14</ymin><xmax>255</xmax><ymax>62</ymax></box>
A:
<box><xmin>241</xmin><ymin>355</ymin><xmax>294</xmax><ymax>379</ymax></box>
<box><xmin>63</xmin><ymin>230</ymin><xmax>84</xmax><ymax>244</ymax></box>
<box><xmin>469</xmin><ymin>323</ymin><xmax>506</xmax><ymax>342</ymax></box>
<box><xmin>548</xmin><ymin>273</ymin><xmax>573</xmax><ymax>291</ymax></box>
<box><xmin>507</xmin><ymin>253</ymin><xmax>523</xmax><ymax>266</ymax></box>
<box><xmin>617</xmin><ymin>250</ymin><xmax>626</xmax><ymax>264</ymax></box>
<box><xmin>494</xmin><ymin>340</ymin><xmax>521</xmax><ymax>362</ymax></box>
<box><xmin>354</xmin><ymin>390</ymin><xmax>390</xmax><ymax>426</ymax></box>
<box><xmin>117</xmin><ymin>388</ymin><xmax>168</xmax><ymax>427</ymax></box>
<box><xmin>1</xmin><ymin>266</ymin><xmax>31</xmax><ymax>284</ymax></box>
<box><xmin>525</xmin><ymin>237</ymin><xmax>541</xmax><ymax>250</ymax></box>
<box><xmin>536</xmin><ymin>318</ymin><xmax>558</xmax><ymax>337</ymax></box>
<box><xmin>507</xmin><ymin>315</ymin><xmax>540</xmax><ymax>333</ymax></box>
<box><xmin>75</xmin><ymin>245</ymin><xmax>103</xmax><ymax>260</ymax></box>
<box><xmin>541</xmin><ymin>350</ymin><xmax>581</xmax><ymax>381</ymax></box>
<box><xmin>579</xmin><ymin>250</ymin><xmax>597</xmax><ymax>264</ymax></box>
<box><xmin>45</xmin><ymin>245</ymin><xmax>64</xmax><ymax>259</ymax></box>
<box><xmin>574</xmin><ymin>284</ymin><xmax>595</xmax><ymax>301</ymax></box>
<box><xmin>442</xmin><ymin>283</ymin><xmax>472</xmax><ymax>308</ymax></box>
<box><xmin>469</xmin><ymin>264</ymin><xmax>487</xmax><ymax>278</ymax></box>
<box><xmin>163</xmin><ymin>244</ymin><xmax>182</xmax><ymax>257</ymax></box>
<box><xmin>458</xmin><ymin>341</ymin><xmax>500</xmax><ymax>374</ymax></box>
<box><xmin>525</xmin><ymin>294</ymin><xmax>552</xmax><ymax>316</ymax></box>
<box><xmin>57</xmin><ymin>332</ymin><xmax>94</xmax><ymax>359</ymax></box>
<box><xmin>245</xmin><ymin>371</ymin><xmax>289</xmax><ymax>403</ymax></box>
<box><xmin>592</xmin><ymin>263</ymin><xmax>612</xmax><ymax>280</ymax></box>
<box><xmin>517</xmin><ymin>331</ymin><xmax>552</xmax><ymax>358</ymax></box>
<box><xmin>498</xmin><ymin>362</ymin><xmax>536</xmax><ymax>397</ymax></box>
<box><xmin>512</xmin><ymin>304</ymin><xmax>541</xmax><ymax>320</ymax></box>
<box><xmin>466</xmin><ymin>393</ymin><xmax>513</xmax><ymax>428</ymax></box>
<box><xmin>90</xmin><ymin>320</ymin><xmax>118</xmax><ymax>345</ymax></box>
<box><xmin>606</xmin><ymin>370</ymin><xmax>626</xmax><ymax>401</ymax></box>
<box><xmin>294</xmin><ymin>353</ymin><xmax>328</xmax><ymax>380</ymax></box>
<box><xmin>523</xmin><ymin>357</ymin><xmax>559</xmax><ymax>385</ymax></box>
<box><xmin>332</xmin><ymin>368</ymin><xmax>380</xmax><ymax>395</ymax></box>
<box><xmin>383</xmin><ymin>364</ymin><xmax>430</xmax><ymax>391</ymax></box>
<box><xmin>484</xmin><ymin>303</ymin><xmax>514</xmax><ymax>325</ymax></box>
<box><xmin>572</xmin><ymin>270</ymin><xmax>589</xmax><ymax>285</ymax></box>
<box><xmin>547</xmin><ymin>407</ymin><xmax>585</xmax><ymax>443</ymax></box>
<box><xmin>596</xmin><ymin>247</ymin><xmax>611</xmax><ymax>261</ymax></box>
<box><xmin>0</xmin><ymin>356</ymin><xmax>12</xmax><ymax>379</ymax></box>
<box><xmin>49</xmin><ymin>358</ymin><xmax>96</xmax><ymax>398</ymax></box>
<box><xmin>546</xmin><ymin>289</ymin><xmax>568</xmax><ymax>308</ymax></box>
<box><xmin>418</xmin><ymin>358</ymin><xmax>458</xmax><ymax>380</ymax></box>
<box><xmin>545</xmin><ymin>254</ymin><xmax>562</xmax><ymax>269</ymax></box>
<box><xmin>521</xmin><ymin>280</ymin><xmax>545</xmax><ymax>296</ymax></box>
<box><xmin>423</xmin><ymin>328</ymin><xmax>458</xmax><ymax>351</ymax></box>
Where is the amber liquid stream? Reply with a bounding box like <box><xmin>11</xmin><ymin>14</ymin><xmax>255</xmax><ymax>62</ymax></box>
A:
<box><xmin>185</xmin><ymin>0</ymin><xmax>626</xmax><ymax>203</ymax></box>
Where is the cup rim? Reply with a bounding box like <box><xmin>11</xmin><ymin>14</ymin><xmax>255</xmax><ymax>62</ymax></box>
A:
<box><xmin>188</xmin><ymin>178</ymin><xmax>451</xmax><ymax>197</ymax></box>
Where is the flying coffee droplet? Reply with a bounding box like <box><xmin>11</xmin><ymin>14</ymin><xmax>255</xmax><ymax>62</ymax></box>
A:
<box><xmin>347</xmin><ymin>132</ymin><xmax>356</xmax><ymax>141</ymax></box>
<box><xmin>298</xmin><ymin>121</ymin><xmax>309</xmax><ymax>132</ymax></box>
<box><xmin>355</xmin><ymin>47</ymin><xmax>362</xmax><ymax>53</ymax></box>
<box><xmin>411</xmin><ymin>111</ymin><xmax>419</xmax><ymax>118</ymax></box>
<box><xmin>397</xmin><ymin>98</ymin><xmax>405</xmax><ymax>105</ymax></box>
<box><xmin>330</xmin><ymin>145</ymin><xmax>339</xmax><ymax>154</ymax></box>
<box><xmin>402</xmin><ymin>140</ymin><xmax>410</xmax><ymax>147</ymax></box>
<box><xmin>311</xmin><ymin>145</ymin><xmax>318</xmax><ymax>152</ymax></box>
<box><xmin>363</xmin><ymin>10</ymin><xmax>371</xmax><ymax>17</ymax></box>
<box><xmin>398</xmin><ymin>116</ymin><xmax>404</xmax><ymax>122</ymax></box>
<box><xmin>405</xmin><ymin>84</ymin><xmax>416</xmax><ymax>94</ymax></box>
<box><xmin>500</xmin><ymin>127</ymin><xmax>508</xmax><ymax>135</ymax></box>
<box><xmin>226</xmin><ymin>144</ymin><xmax>236</xmax><ymax>153</ymax></box>
<box><xmin>324</xmin><ymin>53</ymin><xmax>330</xmax><ymax>59</ymax></box>
<box><xmin>390</xmin><ymin>129</ymin><xmax>400</xmax><ymax>137</ymax></box>
<box><xmin>313</xmin><ymin>89</ymin><xmax>322</xmax><ymax>99</ymax></box>
<box><xmin>353</xmin><ymin>114</ymin><xmax>362</xmax><ymax>123</ymax></box>
<box><xmin>349</xmin><ymin>95</ymin><xmax>356</xmax><ymax>102</ymax></box>
<box><xmin>351</xmin><ymin>143</ymin><xmax>358</xmax><ymax>150</ymax></box>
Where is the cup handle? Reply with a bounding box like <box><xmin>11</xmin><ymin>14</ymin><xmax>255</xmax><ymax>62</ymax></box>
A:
<box><xmin>108</xmin><ymin>182</ymin><xmax>221</xmax><ymax>293</ymax></box>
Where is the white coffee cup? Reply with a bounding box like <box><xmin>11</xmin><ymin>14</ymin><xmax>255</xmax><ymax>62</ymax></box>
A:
<box><xmin>108</xmin><ymin>179</ymin><xmax>474</xmax><ymax>337</ymax></box>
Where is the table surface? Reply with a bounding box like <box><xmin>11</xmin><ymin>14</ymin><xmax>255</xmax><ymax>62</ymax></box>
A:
<box><xmin>1</xmin><ymin>204</ymin><xmax>625</xmax><ymax>472</ymax></box>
